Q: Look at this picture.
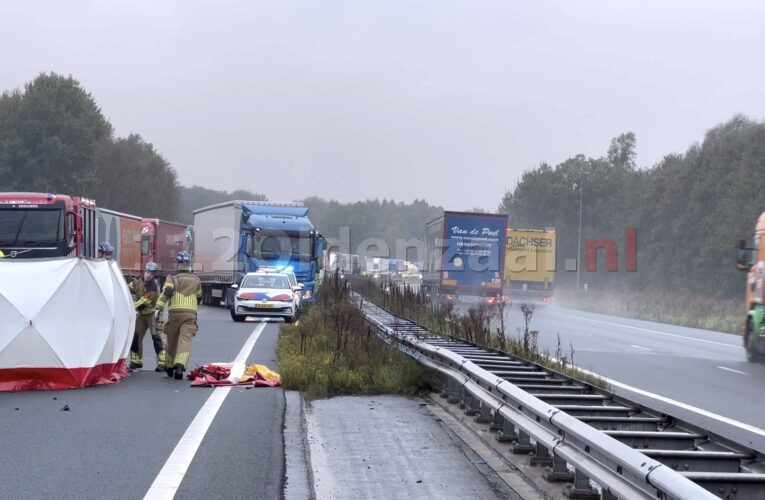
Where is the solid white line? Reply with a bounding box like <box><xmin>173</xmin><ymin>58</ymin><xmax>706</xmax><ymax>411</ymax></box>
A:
<box><xmin>630</xmin><ymin>344</ymin><xmax>652</xmax><ymax>351</ymax></box>
<box><xmin>570</xmin><ymin>364</ymin><xmax>765</xmax><ymax>439</ymax></box>
<box><xmin>558</xmin><ymin>313</ymin><xmax>741</xmax><ymax>349</ymax></box>
<box><xmin>718</xmin><ymin>366</ymin><xmax>748</xmax><ymax>375</ymax></box>
<box><xmin>143</xmin><ymin>321</ymin><xmax>268</xmax><ymax>500</ymax></box>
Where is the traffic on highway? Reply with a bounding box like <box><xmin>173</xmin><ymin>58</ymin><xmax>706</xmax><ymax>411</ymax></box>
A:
<box><xmin>3</xmin><ymin>3</ymin><xmax>765</xmax><ymax>499</ymax></box>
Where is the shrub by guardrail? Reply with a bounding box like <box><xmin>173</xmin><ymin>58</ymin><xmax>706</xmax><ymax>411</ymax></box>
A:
<box><xmin>276</xmin><ymin>272</ymin><xmax>435</xmax><ymax>398</ymax></box>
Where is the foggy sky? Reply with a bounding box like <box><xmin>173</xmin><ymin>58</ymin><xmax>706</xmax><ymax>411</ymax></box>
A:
<box><xmin>2</xmin><ymin>1</ymin><xmax>764</xmax><ymax>211</ymax></box>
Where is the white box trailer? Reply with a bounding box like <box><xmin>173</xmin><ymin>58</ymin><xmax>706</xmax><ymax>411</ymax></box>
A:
<box><xmin>192</xmin><ymin>201</ymin><xmax>244</xmax><ymax>306</ymax></box>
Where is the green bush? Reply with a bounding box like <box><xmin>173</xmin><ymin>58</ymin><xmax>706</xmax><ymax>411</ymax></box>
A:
<box><xmin>276</xmin><ymin>273</ymin><xmax>435</xmax><ymax>398</ymax></box>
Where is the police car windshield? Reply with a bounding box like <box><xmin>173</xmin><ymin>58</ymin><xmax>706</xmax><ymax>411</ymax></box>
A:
<box><xmin>242</xmin><ymin>275</ymin><xmax>290</xmax><ymax>289</ymax></box>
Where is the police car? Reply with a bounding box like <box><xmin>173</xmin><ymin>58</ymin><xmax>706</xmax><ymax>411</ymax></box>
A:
<box><xmin>230</xmin><ymin>271</ymin><xmax>300</xmax><ymax>323</ymax></box>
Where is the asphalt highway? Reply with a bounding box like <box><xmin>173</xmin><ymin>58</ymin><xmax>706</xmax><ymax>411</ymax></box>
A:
<box><xmin>514</xmin><ymin>305</ymin><xmax>765</xmax><ymax>452</ymax></box>
<box><xmin>1</xmin><ymin>306</ymin><xmax>284</xmax><ymax>500</ymax></box>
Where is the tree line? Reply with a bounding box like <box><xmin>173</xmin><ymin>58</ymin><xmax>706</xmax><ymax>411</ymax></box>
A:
<box><xmin>498</xmin><ymin>115</ymin><xmax>765</xmax><ymax>297</ymax></box>
<box><xmin>0</xmin><ymin>73</ymin><xmax>180</xmax><ymax>220</ymax></box>
<box><xmin>0</xmin><ymin>73</ymin><xmax>442</xmax><ymax>252</ymax></box>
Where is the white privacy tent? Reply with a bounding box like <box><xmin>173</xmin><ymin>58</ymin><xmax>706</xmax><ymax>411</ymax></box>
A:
<box><xmin>0</xmin><ymin>257</ymin><xmax>134</xmax><ymax>391</ymax></box>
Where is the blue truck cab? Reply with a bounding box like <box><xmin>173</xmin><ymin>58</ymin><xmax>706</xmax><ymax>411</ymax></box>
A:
<box><xmin>193</xmin><ymin>201</ymin><xmax>324</xmax><ymax>308</ymax></box>
<box><xmin>241</xmin><ymin>203</ymin><xmax>324</xmax><ymax>303</ymax></box>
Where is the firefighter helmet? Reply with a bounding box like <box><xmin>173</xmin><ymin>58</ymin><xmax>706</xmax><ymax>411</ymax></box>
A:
<box><xmin>98</xmin><ymin>242</ymin><xmax>114</xmax><ymax>255</ymax></box>
<box><xmin>175</xmin><ymin>251</ymin><xmax>191</xmax><ymax>264</ymax></box>
<box><xmin>145</xmin><ymin>261</ymin><xmax>159</xmax><ymax>272</ymax></box>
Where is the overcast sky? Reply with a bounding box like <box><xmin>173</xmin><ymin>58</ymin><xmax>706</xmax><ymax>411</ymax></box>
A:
<box><xmin>1</xmin><ymin>1</ymin><xmax>764</xmax><ymax>211</ymax></box>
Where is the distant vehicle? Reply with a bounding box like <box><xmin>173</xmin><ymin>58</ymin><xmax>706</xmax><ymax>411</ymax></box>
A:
<box><xmin>230</xmin><ymin>272</ymin><xmax>299</xmax><ymax>323</ymax></box>
<box><xmin>141</xmin><ymin>218</ymin><xmax>193</xmax><ymax>281</ymax></box>
<box><xmin>422</xmin><ymin>211</ymin><xmax>507</xmax><ymax>306</ymax></box>
<box><xmin>98</xmin><ymin>208</ymin><xmax>142</xmax><ymax>278</ymax></box>
<box><xmin>192</xmin><ymin>200</ymin><xmax>324</xmax><ymax>307</ymax></box>
<box><xmin>504</xmin><ymin>228</ymin><xmax>557</xmax><ymax>305</ymax></box>
<box><xmin>0</xmin><ymin>192</ymin><xmax>98</xmax><ymax>259</ymax></box>
<box><xmin>736</xmin><ymin>213</ymin><xmax>765</xmax><ymax>362</ymax></box>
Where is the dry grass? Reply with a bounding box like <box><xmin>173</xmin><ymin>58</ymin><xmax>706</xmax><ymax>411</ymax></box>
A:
<box><xmin>276</xmin><ymin>273</ymin><xmax>435</xmax><ymax>398</ymax></box>
<box><xmin>350</xmin><ymin>277</ymin><xmax>609</xmax><ymax>389</ymax></box>
<box><xmin>555</xmin><ymin>288</ymin><xmax>744</xmax><ymax>335</ymax></box>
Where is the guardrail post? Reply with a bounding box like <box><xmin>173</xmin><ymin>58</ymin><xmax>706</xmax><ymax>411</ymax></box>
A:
<box><xmin>447</xmin><ymin>380</ymin><xmax>461</xmax><ymax>405</ymax></box>
<box><xmin>511</xmin><ymin>430</ymin><xmax>534</xmax><ymax>454</ymax></box>
<box><xmin>465</xmin><ymin>394</ymin><xmax>480</xmax><ymax>416</ymax></box>
<box><xmin>496</xmin><ymin>416</ymin><xmax>516</xmax><ymax>443</ymax></box>
<box><xmin>490</xmin><ymin>410</ymin><xmax>504</xmax><ymax>432</ymax></box>
<box><xmin>529</xmin><ymin>442</ymin><xmax>553</xmax><ymax>467</ymax></box>
<box><xmin>543</xmin><ymin>453</ymin><xmax>574</xmax><ymax>482</ymax></box>
<box><xmin>440</xmin><ymin>374</ymin><xmax>451</xmax><ymax>399</ymax></box>
<box><xmin>600</xmin><ymin>490</ymin><xmax>617</xmax><ymax>500</ymax></box>
<box><xmin>475</xmin><ymin>402</ymin><xmax>492</xmax><ymax>424</ymax></box>
<box><xmin>458</xmin><ymin>387</ymin><xmax>468</xmax><ymax>409</ymax></box>
<box><xmin>563</xmin><ymin>469</ymin><xmax>599</xmax><ymax>499</ymax></box>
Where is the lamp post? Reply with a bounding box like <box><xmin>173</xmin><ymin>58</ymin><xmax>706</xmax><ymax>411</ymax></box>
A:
<box><xmin>576</xmin><ymin>180</ymin><xmax>583</xmax><ymax>290</ymax></box>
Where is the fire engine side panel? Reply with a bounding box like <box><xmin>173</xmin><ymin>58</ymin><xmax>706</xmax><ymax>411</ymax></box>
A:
<box><xmin>154</xmin><ymin>221</ymin><xmax>188</xmax><ymax>273</ymax></box>
<box><xmin>192</xmin><ymin>203</ymin><xmax>241</xmax><ymax>277</ymax></box>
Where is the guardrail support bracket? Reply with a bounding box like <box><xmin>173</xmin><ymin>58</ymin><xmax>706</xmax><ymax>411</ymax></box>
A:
<box><xmin>543</xmin><ymin>453</ymin><xmax>574</xmax><ymax>482</ymax></box>
<box><xmin>529</xmin><ymin>442</ymin><xmax>553</xmax><ymax>467</ymax></box>
<box><xmin>511</xmin><ymin>430</ymin><xmax>534</xmax><ymax>454</ymax></box>
<box><xmin>490</xmin><ymin>411</ymin><xmax>504</xmax><ymax>432</ymax></box>
<box><xmin>563</xmin><ymin>469</ymin><xmax>599</xmax><ymax>499</ymax></box>
<box><xmin>475</xmin><ymin>403</ymin><xmax>492</xmax><ymax>424</ymax></box>
<box><xmin>496</xmin><ymin>418</ymin><xmax>517</xmax><ymax>442</ymax></box>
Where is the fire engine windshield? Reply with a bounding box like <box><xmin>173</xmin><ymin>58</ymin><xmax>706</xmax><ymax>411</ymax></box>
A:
<box><xmin>0</xmin><ymin>209</ymin><xmax>63</xmax><ymax>246</ymax></box>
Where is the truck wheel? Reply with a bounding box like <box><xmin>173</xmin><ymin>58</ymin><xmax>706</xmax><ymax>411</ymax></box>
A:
<box><xmin>745</xmin><ymin>319</ymin><xmax>761</xmax><ymax>363</ymax></box>
<box><xmin>230</xmin><ymin>308</ymin><xmax>245</xmax><ymax>323</ymax></box>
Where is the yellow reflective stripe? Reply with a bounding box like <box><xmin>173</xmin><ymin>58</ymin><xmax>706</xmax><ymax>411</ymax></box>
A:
<box><xmin>168</xmin><ymin>293</ymin><xmax>198</xmax><ymax>311</ymax></box>
<box><xmin>175</xmin><ymin>352</ymin><xmax>190</xmax><ymax>367</ymax></box>
<box><xmin>130</xmin><ymin>352</ymin><xmax>142</xmax><ymax>364</ymax></box>
<box><xmin>156</xmin><ymin>282</ymin><xmax>175</xmax><ymax>309</ymax></box>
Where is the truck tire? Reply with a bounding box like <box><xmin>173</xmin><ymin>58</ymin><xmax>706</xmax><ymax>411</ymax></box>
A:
<box><xmin>745</xmin><ymin>319</ymin><xmax>762</xmax><ymax>363</ymax></box>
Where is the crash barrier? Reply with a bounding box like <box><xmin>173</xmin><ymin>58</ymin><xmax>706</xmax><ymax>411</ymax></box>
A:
<box><xmin>0</xmin><ymin>257</ymin><xmax>134</xmax><ymax>391</ymax></box>
<box><xmin>353</xmin><ymin>293</ymin><xmax>759</xmax><ymax>499</ymax></box>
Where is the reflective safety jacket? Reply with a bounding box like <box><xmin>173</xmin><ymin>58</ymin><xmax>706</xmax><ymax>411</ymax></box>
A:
<box><xmin>130</xmin><ymin>278</ymin><xmax>160</xmax><ymax>315</ymax></box>
<box><xmin>156</xmin><ymin>272</ymin><xmax>202</xmax><ymax>313</ymax></box>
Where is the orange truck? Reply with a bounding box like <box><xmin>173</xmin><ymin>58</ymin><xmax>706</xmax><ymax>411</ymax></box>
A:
<box><xmin>736</xmin><ymin>212</ymin><xmax>765</xmax><ymax>362</ymax></box>
<box><xmin>98</xmin><ymin>208</ymin><xmax>143</xmax><ymax>278</ymax></box>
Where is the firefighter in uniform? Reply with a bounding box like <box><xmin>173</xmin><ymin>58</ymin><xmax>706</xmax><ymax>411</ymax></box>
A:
<box><xmin>155</xmin><ymin>251</ymin><xmax>201</xmax><ymax>380</ymax></box>
<box><xmin>128</xmin><ymin>262</ymin><xmax>167</xmax><ymax>371</ymax></box>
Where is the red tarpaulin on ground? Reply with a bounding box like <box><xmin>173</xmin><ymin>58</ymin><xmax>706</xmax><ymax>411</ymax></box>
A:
<box><xmin>187</xmin><ymin>362</ymin><xmax>282</xmax><ymax>387</ymax></box>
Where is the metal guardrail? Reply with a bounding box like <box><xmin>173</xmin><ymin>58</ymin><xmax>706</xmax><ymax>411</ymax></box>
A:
<box><xmin>353</xmin><ymin>293</ymin><xmax>765</xmax><ymax>499</ymax></box>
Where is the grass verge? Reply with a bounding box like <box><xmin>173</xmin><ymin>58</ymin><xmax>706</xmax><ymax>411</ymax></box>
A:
<box><xmin>277</xmin><ymin>273</ymin><xmax>436</xmax><ymax>398</ymax></box>
<box><xmin>350</xmin><ymin>277</ymin><xmax>609</xmax><ymax>390</ymax></box>
<box><xmin>555</xmin><ymin>288</ymin><xmax>744</xmax><ymax>335</ymax></box>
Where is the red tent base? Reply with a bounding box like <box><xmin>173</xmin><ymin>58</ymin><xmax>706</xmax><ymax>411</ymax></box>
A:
<box><xmin>0</xmin><ymin>359</ymin><xmax>129</xmax><ymax>391</ymax></box>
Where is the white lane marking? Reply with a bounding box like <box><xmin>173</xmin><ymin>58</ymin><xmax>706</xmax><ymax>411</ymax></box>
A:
<box><xmin>558</xmin><ymin>313</ymin><xmax>741</xmax><ymax>349</ymax></box>
<box><xmin>718</xmin><ymin>366</ymin><xmax>748</xmax><ymax>375</ymax></box>
<box><xmin>570</xmin><ymin>364</ymin><xmax>765</xmax><ymax>439</ymax></box>
<box><xmin>144</xmin><ymin>321</ymin><xmax>268</xmax><ymax>500</ymax></box>
<box><xmin>630</xmin><ymin>344</ymin><xmax>652</xmax><ymax>351</ymax></box>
